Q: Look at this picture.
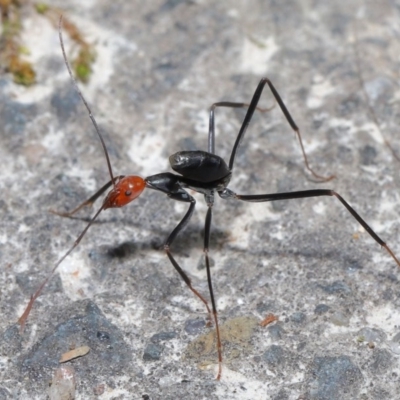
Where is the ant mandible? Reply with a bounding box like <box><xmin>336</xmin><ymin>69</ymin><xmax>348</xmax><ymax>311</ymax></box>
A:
<box><xmin>18</xmin><ymin>17</ymin><xmax>400</xmax><ymax>380</ymax></box>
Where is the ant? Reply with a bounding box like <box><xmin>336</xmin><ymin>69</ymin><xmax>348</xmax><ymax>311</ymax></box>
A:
<box><xmin>18</xmin><ymin>17</ymin><xmax>400</xmax><ymax>380</ymax></box>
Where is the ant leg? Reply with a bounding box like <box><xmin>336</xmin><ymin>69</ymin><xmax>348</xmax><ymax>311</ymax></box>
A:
<box><xmin>163</xmin><ymin>196</ymin><xmax>213</xmax><ymax>317</ymax></box>
<box><xmin>227</xmin><ymin>78</ymin><xmax>335</xmax><ymax>182</ymax></box>
<box><xmin>203</xmin><ymin>202</ymin><xmax>223</xmax><ymax>380</ymax></box>
<box><xmin>51</xmin><ymin>176</ymin><xmax>124</xmax><ymax>217</ymax></box>
<box><xmin>208</xmin><ymin>101</ymin><xmax>274</xmax><ymax>154</ymax></box>
<box><xmin>219</xmin><ymin>188</ymin><xmax>400</xmax><ymax>268</ymax></box>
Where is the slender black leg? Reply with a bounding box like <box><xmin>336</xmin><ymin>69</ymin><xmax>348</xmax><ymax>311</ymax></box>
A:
<box><xmin>203</xmin><ymin>203</ymin><xmax>223</xmax><ymax>380</ymax></box>
<box><xmin>164</xmin><ymin>197</ymin><xmax>213</xmax><ymax>316</ymax></box>
<box><xmin>51</xmin><ymin>176</ymin><xmax>125</xmax><ymax>217</ymax></box>
<box><xmin>218</xmin><ymin>188</ymin><xmax>400</xmax><ymax>268</ymax></box>
<box><xmin>208</xmin><ymin>101</ymin><xmax>274</xmax><ymax>154</ymax></box>
<box><xmin>227</xmin><ymin>78</ymin><xmax>335</xmax><ymax>182</ymax></box>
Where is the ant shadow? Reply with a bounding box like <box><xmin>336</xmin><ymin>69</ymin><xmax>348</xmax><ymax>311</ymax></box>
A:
<box><xmin>87</xmin><ymin>223</ymin><xmax>231</xmax><ymax>261</ymax></box>
<box><xmin>53</xmin><ymin>204</ymin><xmax>379</xmax><ymax>277</ymax></box>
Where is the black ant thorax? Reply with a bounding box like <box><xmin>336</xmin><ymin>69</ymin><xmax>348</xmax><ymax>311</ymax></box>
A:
<box><xmin>169</xmin><ymin>150</ymin><xmax>231</xmax><ymax>183</ymax></box>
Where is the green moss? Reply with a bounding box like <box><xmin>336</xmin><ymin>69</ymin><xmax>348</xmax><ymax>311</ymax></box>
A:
<box><xmin>35</xmin><ymin>3</ymin><xmax>50</xmax><ymax>14</ymax></box>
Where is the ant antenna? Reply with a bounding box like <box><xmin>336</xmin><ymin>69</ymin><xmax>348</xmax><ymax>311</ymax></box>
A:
<box><xmin>58</xmin><ymin>15</ymin><xmax>116</xmax><ymax>186</ymax></box>
<box><xmin>18</xmin><ymin>17</ymin><xmax>121</xmax><ymax>331</ymax></box>
<box><xmin>18</xmin><ymin>205</ymin><xmax>106</xmax><ymax>330</ymax></box>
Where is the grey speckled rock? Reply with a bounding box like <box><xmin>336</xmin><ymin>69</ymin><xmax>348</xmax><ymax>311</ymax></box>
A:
<box><xmin>307</xmin><ymin>356</ymin><xmax>363</xmax><ymax>400</ymax></box>
<box><xmin>20</xmin><ymin>300</ymin><xmax>132</xmax><ymax>381</ymax></box>
<box><xmin>2</xmin><ymin>1</ymin><xmax>400</xmax><ymax>399</ymax></box>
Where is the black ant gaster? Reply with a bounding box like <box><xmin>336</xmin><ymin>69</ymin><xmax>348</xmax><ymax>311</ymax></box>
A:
<box><xmin>19</xmin><ymin>17</ymin><xmax>400</xmax><ymax>380</ymax></box>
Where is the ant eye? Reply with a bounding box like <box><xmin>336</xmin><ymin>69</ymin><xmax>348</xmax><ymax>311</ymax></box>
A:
<box><xmin>103</xmin><ymin>176</ymin><xmax>146</xmax><ymax>209</ymax></box>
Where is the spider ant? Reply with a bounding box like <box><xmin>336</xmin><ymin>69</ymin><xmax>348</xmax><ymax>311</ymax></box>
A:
<box><xmin>18</xmin><ymin>17</ymin><xmax>400</xmax><ymax>380</ymax></box>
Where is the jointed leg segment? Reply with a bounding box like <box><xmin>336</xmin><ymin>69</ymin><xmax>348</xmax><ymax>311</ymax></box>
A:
<box><xmin>203</xmin><ymin>204</ymin><xmax>222</xmax><ymax>379</ymax></box>
<box><xmin>219</xmin><ymin>78</ymin><xmax>335</xmax><ymax>181</ymax></box>
<box><xmin>219</xmin><ymin>187</ymin><xmax>400</xmax><ymax>268</ymax></box>
<box><xmin>163</xmin><ymin>197</ymin><xmax>213</xmax><ymax>316</ymax></box>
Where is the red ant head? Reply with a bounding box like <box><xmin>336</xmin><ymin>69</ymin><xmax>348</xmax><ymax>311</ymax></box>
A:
<box><xmin>103</xmin><ymin>176</ymin><xmax>146</xmax><ymax>209</ymax></box>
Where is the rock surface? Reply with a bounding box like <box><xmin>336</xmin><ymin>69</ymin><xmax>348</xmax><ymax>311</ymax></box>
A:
<box><xmin>1</xmin><ymin>1</ymin><xmax>400</xmax><ymax>399</ymax></box>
